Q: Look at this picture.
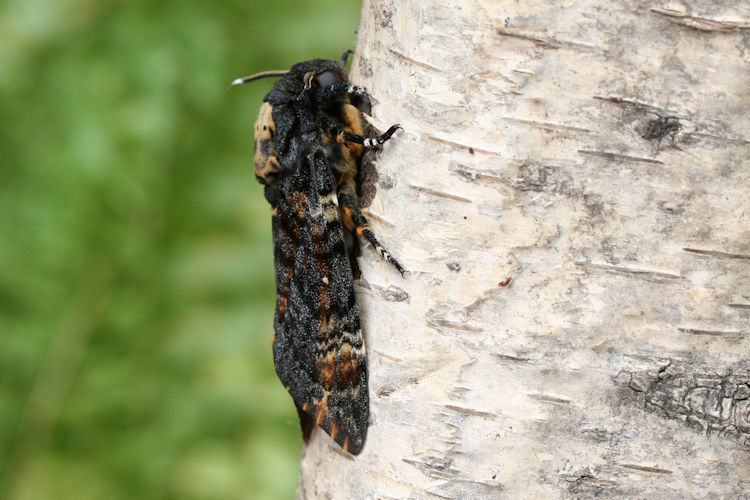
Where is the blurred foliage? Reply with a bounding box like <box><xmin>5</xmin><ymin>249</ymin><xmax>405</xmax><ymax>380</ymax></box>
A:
<box><xmin>0</xmin><ymin>0</ymin><xmax>361</xmax><ymax>498</ymax></box>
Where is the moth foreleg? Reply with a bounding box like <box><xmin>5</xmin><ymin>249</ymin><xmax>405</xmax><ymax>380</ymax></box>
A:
<box><xmin>337</xmin><ymin>190</ymin><xmax>405</xmax><ymax>275</ymax></box>
<box><xmin>342</xmin><ymin>124</ymin><xmax>401</xmax><ymax>149</ymax></box>
<box><xmin>316</xmin><ymin>83</ymin><xmax>373</xmax><ymax>114</ymax></box>
<box><xmin>323</xmin><ymin>116</ymin><xmax>401</xmax><ymax>149</ymax></box>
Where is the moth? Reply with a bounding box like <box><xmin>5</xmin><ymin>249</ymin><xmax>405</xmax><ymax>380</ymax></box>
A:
<box><xmin>233</xmin><ymin>53</ymin><xmax>403</xmax><ymax>454</ymax></box>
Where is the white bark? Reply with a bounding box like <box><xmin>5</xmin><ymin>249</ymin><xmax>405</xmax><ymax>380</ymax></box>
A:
<box><xmin>300</xmin><ymin>0</ymin><xmax>750</xmax><ymax>497</ymax></box>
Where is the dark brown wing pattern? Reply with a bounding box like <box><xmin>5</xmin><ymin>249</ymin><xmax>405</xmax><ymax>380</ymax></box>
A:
<box><xmin>270</xmin><ymin>149</ymin><xmax>369</xmax><ymax>454</ymax></box>
<box><xmin>240</xmin><ymin>57</ymin><xmax>403</xmax><ymax>455</ymax></box>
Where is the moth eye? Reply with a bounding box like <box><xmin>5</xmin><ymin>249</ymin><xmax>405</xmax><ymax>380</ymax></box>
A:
<box><xmin>316</xmin><ymin>70</ymin><xmax>341</xmax><ymax>87</ymax></box>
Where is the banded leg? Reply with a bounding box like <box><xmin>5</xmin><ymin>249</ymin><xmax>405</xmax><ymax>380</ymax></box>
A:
<box><xmin>337</xmin><ymin>190</ymin><xmax>405</xmax><ymax>276</ymax></box>
<box><xmin>323</xmin><ymin>115</ymin><xmax>401</xmax><ymax>148</ymax></box>
<box><xmin>344</xmin><ymin>124</ymin><xmax>401</xmax><ymax>148</ymax></box>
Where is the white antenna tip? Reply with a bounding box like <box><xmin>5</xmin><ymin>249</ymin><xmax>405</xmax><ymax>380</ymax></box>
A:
<box><xmin>231</xmin><ymin>78</ymin><xmax>245</xmax><ymax>86</ymax></box>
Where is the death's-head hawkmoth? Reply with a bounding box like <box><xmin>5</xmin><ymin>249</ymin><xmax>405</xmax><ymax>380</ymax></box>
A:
<box><xmin>233</xmin><ymin>52</ymin><xmax>403</xmax><ymax>454</ymax></box>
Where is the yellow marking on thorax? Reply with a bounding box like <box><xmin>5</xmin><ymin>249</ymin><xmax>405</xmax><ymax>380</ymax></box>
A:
<box><xmin>253</xmin><ymin>102</ymin><xmax>280</xmax><ymax>184</ymax></box>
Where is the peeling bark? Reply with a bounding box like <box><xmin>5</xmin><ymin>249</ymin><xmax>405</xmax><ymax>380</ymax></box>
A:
<box><xmin>298</xmin><ymin>0</ymin><xmax>750</xmax><ymax>497</ymax></box>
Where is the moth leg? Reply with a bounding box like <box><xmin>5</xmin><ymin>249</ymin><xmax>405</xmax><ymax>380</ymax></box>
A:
<box><xmin>316</xmin><ymin>83</ymin><xmax>373</xmax><ymax>114</ymax></box>
<box><xmin>337</xmin><ymin>189</ymin><xmax>405</xmax><ymax>275</ymax></box>
<box><xmin>341</xmin><ymin>125</ymin><xmax>401</xmax><ymax>148</ymax></box>
<box><xmin>340</xmin><ymin>49</ymin><xmax>353</xmax><ymax>66</ymax></box>
<box><xmin>323</xmin><ymin>115</ymin><xmax>401</xmax><ymax>149</ymax></box>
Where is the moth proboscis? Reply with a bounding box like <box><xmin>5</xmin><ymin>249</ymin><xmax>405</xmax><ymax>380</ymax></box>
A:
<box><xmin>233</xmin><ymin>52</ymin><xmax>404</xmax><ymax>455</ymax></box>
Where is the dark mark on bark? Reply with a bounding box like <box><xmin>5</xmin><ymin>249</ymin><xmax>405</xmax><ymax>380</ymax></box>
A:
<box><xmin>496</xmin><ymin>29</ymin><xmax>599</xmax><ymax>52</ymax></box>
<box><xmin>686</xmin><ymin>132</ymin><xmax>750</xmax><ymax>146</ymax></box>
<box><xmin>650</xmin><ymin>7</ymin><xmax>750</xmax><ymax>32</ymax></box>
<box><xmin>576</xmin><ymin>262</ymin><xmax>682</xmax><ymax>281</ymax></box>
<box><xmin>512</xmin><ymin>163</ymin><xmax>579</xmax><ymax>196</ymax></box>
<box><xmin>593</xmin><ymin>95</ymin><xmax>670</xmax><ymax>115</ymax></box>
<box><xmin>502</xmin><ymin>116</ymin><xmax>592</xmax><ymax>134</ymax></box>
<box><xmin>443</xmin><ymin>404</ymin><xmax>498</xmax><ymax>418</ymax></box>
<box><xmin>617</xmin><ymin>463</ymin><xmax>673</xmax><ymax>474</ymax></box>
<box><xmin>426</xmin><ymin>319</ymin><xmax>483</xmax><ymax>333</ymax></box>
<box><xmin>409</xmin><ymin>184</ymin><xmax>472</xmax><ymax>203</ymax></box>
<box><xmin>361</xmin><ymin>210</ymin><xmax>394</xmax><ymax>228</ymax></box>
<box><xmin>377</xmin><ymin>8</ymin><xmax>393</xmax><ymax>30</ymax></box>
<box><xmin>656</xmin><ymin>201</ymin><xmax>685</xmax><ymax>215</ymax></box>
<box><xmin>566</xmin><ymin>476</ymin><xmax>619</xmax><ymax>496</ymax></box>
<box><xmin>389</xmin><ymin>49</ymin><xmax>442</xmax><ymax>73</ymax></box>
<box><xmin>426</xmin><ymin>134</ymin><xmax>502</xmax><ymax>155</ymax></box>
<box><xmin>528</xmin><ymin>393</ymin><xmax>572</xmax><ymax>404</ymax></box>
<box><xmin>578</xmin><ymin>149</ymin><xmax>664</xmax><ymax>165</ymax></box>
<box><xmin>381</xmin><ymin>285</ymin><xmax>409</xmax><ymax>302</ymax></box>
<box><xmin>446</xmin><ymin>261</ymin><xmax>461</xmax><ymax>272</ymax></box>
<box><xmin>402</xmin><ymin>456</ymin><xmax>460</xmax><ymax>480</ymax></box>
<box><xmin>621</xmin><ymin>361</ymin><xmax>750</xmax><ymax>448</ymax></box>
<box><xmin>378</xmin><ymin>174</ymin><xmax>396</xmax><ymax>190</ymax></box>
<box><xmin>639</xmin><ymin>115</ymin><xmax>680</xmax><ymax>141</ymax></box>
<box><xmin>449</xmin><ymin>163</ymin><xmax>506</xmax><ymax>185</ymax></box>
<box><xmin>683</xmin><ymin>247</ymin><xmax>750</xmax><ymax>260</ymax></box>
<box><xmin>678</xmin><ymin>327</ymin><xmax>743</xmax><ymax>338</ymax></box>
<box><xmin>493</xmin><ymin>353</ymin><xmax>530</xmax><ymax>362</ymax></box>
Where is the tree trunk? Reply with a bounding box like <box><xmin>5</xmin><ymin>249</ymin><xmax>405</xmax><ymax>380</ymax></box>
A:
<box><xmin>299</xmin><ymin>0</ymin><xmax>750</xmax><ymax>497</ymax></box>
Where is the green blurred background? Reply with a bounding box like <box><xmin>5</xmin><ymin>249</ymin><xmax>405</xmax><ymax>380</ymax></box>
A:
<box><xmin>0</xmin><ymin>1</ymin><xmax>361</xmax><ymax>498</ymax></box>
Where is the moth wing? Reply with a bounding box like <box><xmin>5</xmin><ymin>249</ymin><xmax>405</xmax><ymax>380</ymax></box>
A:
<box><xmin>270</xmin><ymin>150</ymin><xmax>369</xmax><ymax>455</ymax></box>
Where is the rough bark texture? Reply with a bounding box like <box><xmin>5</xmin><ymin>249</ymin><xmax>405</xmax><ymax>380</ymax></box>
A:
<box><xmin>299</xmin><ymin>0</ymin><xmax>750</xmax><ymax>498</ymax></box>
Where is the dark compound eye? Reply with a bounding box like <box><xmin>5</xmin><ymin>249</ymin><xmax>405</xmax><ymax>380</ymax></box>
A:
<box><xmin>316</xmin><ymin>70</ymin><xmax>341</xmax><ymax>87</ymax></box>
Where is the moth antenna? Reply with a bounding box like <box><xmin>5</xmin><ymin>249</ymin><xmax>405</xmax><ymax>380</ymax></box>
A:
<box><xmin>230</xmin><ymin>70</ymin><xmax>288</xmax><ymax>87</ymax></box>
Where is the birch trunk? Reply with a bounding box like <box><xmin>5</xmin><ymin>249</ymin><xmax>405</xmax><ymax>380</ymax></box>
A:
<box><xmin>299</xmin><ymin>0</ymin><xmax>750</xmax><ymax>497</ymax></box>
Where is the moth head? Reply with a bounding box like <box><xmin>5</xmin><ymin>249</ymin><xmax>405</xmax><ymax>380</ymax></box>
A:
<box><xmin>314</xmin><ymin>70</ymin><xmax>342</xmax><ymax>88</ymax></box>
<box><xmin>300</xmin><ymin>68</ymin><xmax>344</xmax><ymax>96</ymax></box>
<box><xmin>231</xmin><ymin>59</ymin><xmax>350</xmax><ymax>105</ymax></box>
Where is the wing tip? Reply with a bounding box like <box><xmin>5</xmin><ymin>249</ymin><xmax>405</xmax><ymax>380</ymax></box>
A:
<box><xmin>339</xmin><ymin>433</ymin><xmax>364</xmax><ymax>455</ymax></box>
<box><xmin>296</xmin><ymin>401</ymin><xmax>367</xmax><ymax>455</ymax></box>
